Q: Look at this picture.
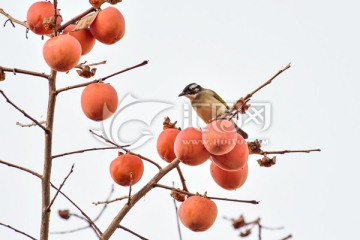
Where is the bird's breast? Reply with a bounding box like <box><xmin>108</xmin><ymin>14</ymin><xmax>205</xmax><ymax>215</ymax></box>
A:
<box><xmin>191</xmin><ymin>98</ymin><xmax>227</xmax><ymax>123</ymax></box>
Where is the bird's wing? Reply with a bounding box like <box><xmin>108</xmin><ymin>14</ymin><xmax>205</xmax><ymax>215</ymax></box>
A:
<box><xmin>212</xmin><ymin>90</ymin><xmax>230</xmax><ymax>109</ymax></box>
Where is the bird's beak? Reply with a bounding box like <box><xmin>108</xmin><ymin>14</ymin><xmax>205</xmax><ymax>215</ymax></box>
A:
<box><xmin>178</xmin><ymin>92</ymin><xmax>185</xmax><ymax>97</ymax></box>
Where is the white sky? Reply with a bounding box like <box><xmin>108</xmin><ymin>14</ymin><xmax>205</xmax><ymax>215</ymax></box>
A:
<box><xmin>1</xmin><ymin>0</ymin><xmax>359</xmax><ymax>239</ymax></box>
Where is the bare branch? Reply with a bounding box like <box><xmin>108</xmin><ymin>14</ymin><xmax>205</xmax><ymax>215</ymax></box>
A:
<box><xmin>172</xmin><ymin>182</ymin><xmax>183</xmax><ymax>240</ymax></box>
<box><xmin>56</xmin><ymin>60</ymin><xmax>149</xmax><ymax>94</ymax></box>
<box><xmin>279</xmin><ymin>234</ymin><xmax>293</xmax><ymax>240</ymax></box>
<box><xmin>244</xmin><ymin>63</ymin><xmax>291</xmax><ymax>101</ymax></box>
<box><xmin>46</xmin><ymin>164</ymin><xmax>75</xmax><ymax>212</ymax></box>
<box><xmin>40</xmin><ymin>70</ymin><xmax>57</xmax><ymax>240</ymax></box>
<box><xmin>0</xmin><ymin>159</ymin><xmax>101</xmax><ymax>237</ymax></box>
<box><xmin>93</xmin><ymin>185</ymin><xmax>115</xmax><ymax>222</ymax></box>
<box><xmin>0</xmin><ymin>159</ymin><xmax>42</xmax><ymax>179</ymax></box>
<box><xmin>118</xmin><ymin>225</ymin><xmax>149</xmax><ymax>240</ymax></box>
<box><xmin>53</xmin><ymin>186</ymin><xmax>102</xmax><ymax>236</ymax></box>
<box><xmin>0</xmin><ymin>222</ymin><xmax>37</xmax><ymax>240</ymax></box>
<box><xmin>52</xmin><ymin>146</ymin><xmax>129</xmax><ymax>159</ymax></box>
<box><xmin>260</xmin><ymin>149</ymin><xmax>321</xmax><ymax>155</ymax></box>
<box><xmin>100</xmin><ymin>159</ymin><xmax>181</xmax><ymax>239</ymax></box>
<box><xmin>127</xmin><ymin>172</ymin><xmax>133</xmax><ymax>206</ymax></box>
<box><xmin>176</xmin><ymin>165</ymin><xmax>189</xmax><ymax>192</ymax></box>
<box><xmin>0</xmin><ymin>90</ymin><xmax>49</xmax><ymax>132</ymax></box>
<box><xmin>154</xmin><ymin>184</ymin><xmax>259</xmax><ymax>204</ymax></box>
<box><xmin>52</xmin><ymin>185</ymin><xmax>114</xmax><ymax>235</ymax></box>
<box><xmin>0</xmin><ymin>8</ymin><xmax>28</xmax><ymax>28</ymax></box>
<box><xmin>89</xmin><ymin>129</ymin><xmax>162</xmax><ymax>170</ymax></box>
<box><xmin>16</xmin><ymin>121</ymin><xmax>46</xmax><ymax>128</ymax></box>
<box><xmin>57</xmin><ymin>7</ymin><xmax>96</xmax><ymax>32</ymax></box>
<box><xmin>0</xmin><ymin>66</ymin><xmax>50</xmax><ymax>79</ymax></box>
<box><xmin>93</xmin><ymin>196</ymin><xmax>129</xmax><ymax>206</ymax></box>
<box><xmin>223</xmin><ymin>63</ymin><xmax>292</xmax><ymax>120</ymax></box>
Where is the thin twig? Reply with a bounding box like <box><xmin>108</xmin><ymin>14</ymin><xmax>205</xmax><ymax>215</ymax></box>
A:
<box><xmin>89</xmin><ymin>129</ymin><xmax>162</xmax><ymax>170</ymax></box>
<box><xmin>56</xmin><ymin>60</ymin><xmax>149</xmax><ymax>94</ymax></box>
<box><xmin>75</xmin><ymin>60</ymin><xmax>107</xmax><ymax>69</ymax></box>
<box><xmin>0</xmin><ymin>222</ymin><xmax>37</xmax><ymax>240</ymax></box>
<box><xmin>176</xmin><ymin>165</ymin><xmax>189</xmax><ymax>192</ymax></box>
<box><xmin>0</xmin><ymin>90</ymin><xmax>49</xmax><ymax>132</ymax></box>
<box><xmin>0</xmin><ymin>159</ymin><xmax>101</xmax><ymax>236</ymax></box>
<box><xmin>52</xmin><ymin>146</ymin><xmax>129</xmax><ymax>159</ymax></box>
<box><xmin>260</xmin><ymin>149</ymin><xmax>321</xmax><ymax>155</ymax></box>
<box><xmin>93</xmin><ymin>196</ymin><xmax>129</xmax><ymax>206</ymax></box>
<box><xmin>100</xmin><ymin>159</ymin><xmax>181</xmax><ymax>239</ymax></box>
<box><xmin>172</xmin><ymin>182</ymin><xmax>183</xmax><ymax>240</ymax></box>
<box><xmin>279</xmin><ymin>234</ymin><xmax>293</xmax><ymax>240</ymax></box>
<box><xmin>53</xmin><ymin>185</ymin><xmax>102</xmax><ymax>236</ymax></box>
<box><xmin>0</xmin><ymin>8</ymin><xmax>28</xmax><ymax>28</ymax></box>
<box><xmin>93</xmin><ymin>185</ymin><xmax>115</xmax><ymax>222</ymax></box>
<box><xmin>0</xmin><ymin>159</ymin><xmax>42</xmax><ymax>179</ymax></box>
<box><xmin>16</xmin><ymin>121</ymin><xmax>46</xmax><ymax>128</ymax></box>
<box><xmin>154</xmin><ymin>184</ymin><xmax>259</xmax><ymax>204</ymax></box>
<box><xmin>46</xmin><ymin>164</ymin><xmax>75</xmax><ymax>212</ymax></box>
<box><xmin>52</xmin><ymin>185</ymin><xmax>115</xmax><ymax>235</ymax></box>
<box><xmin>243</xmin><ymin>63</ymin><xmax>291</xmax><ymax>101</ymax></box>
<box><xmin>127</xmin><ymin>172</ymin><xmax>133</xmax><ymax>206</ymax></box>
<box><xmin>118</xmin><ymin>225</ymin><xmax>149</xmax><ymax>240</ymax></box>
<box><xmin>57</xmin><ymin>7</ymin><xmax>96</xmax><ymax>32</ymax></box>
<box><xmin>0</xmin><ymin>66</ymin><xmax>49</xmax><ymax>79</ymax></box>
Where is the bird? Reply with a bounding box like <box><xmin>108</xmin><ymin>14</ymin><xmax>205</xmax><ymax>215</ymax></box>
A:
<box><xmin>178</xmin><ymin>83</ymin><xmax>248</xmax><ymax>139</ymax></box>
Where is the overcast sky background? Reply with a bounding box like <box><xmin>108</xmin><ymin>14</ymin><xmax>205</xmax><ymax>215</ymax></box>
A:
<box><xmin>1</xmin><ymin>0</ymin><xmax>359</xmax><ymax>239</ymax></box>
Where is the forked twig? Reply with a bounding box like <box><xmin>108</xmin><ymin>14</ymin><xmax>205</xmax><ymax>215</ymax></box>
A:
<box><xmin>0</xmin><ymin>90</ymin><xmax>49</xmax><ymax>132</ymax></box>
<box><xmin>46</xmin><ymin>164</ymin><xmax>75</xmax><ymax>212</ymax></box>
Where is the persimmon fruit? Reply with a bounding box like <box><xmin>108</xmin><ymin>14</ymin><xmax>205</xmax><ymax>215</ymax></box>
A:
<box><xmin>178</xmin><ymin>195</ymin><xmax>218</xmax><ymax>232</ymax></box>
<box><xmin>63</xmin><ymin>24</ymin><xmax>96</xmax><ymax>55</ymax></box>
<box><xmin>210</xmin><ymin>134</ymin><xmax>249</xmax><ymax>171</ymax></box>
<box><xmin>210</xmin><ymin>162</ymin><xmax>248</xmax><ymax>190</ymax></box>
<box><xmin>157</xmin><ymin>128</ymin><xmax>180</xmax><ymax>163</ymax></box>
<box><xmin>90</xmin><ymin>7</ymin><xmax>125</xmax><ymax>44</ymax></box>
<box><xmin>109</xmin><ymin>153</ymin><xmax>144</xmax><ymax>186</ymax></box>
<box><xmin>174</xmin><ymin>127</ymin><xmax>210</xmax><ymax>166</ymax></box>
<box><xmin>27</xmin><ymin>1</ymin><xmax>61</xmax><ymax>35</ymax></box>
<box><xmin>42</xmin><ymin>34</ymin><xmax>82</xmax><ymax>72</ymax></box>
<box><xmin>202</xmin><ymin>120</ymin><xmax>238</xmax><ymax>155</ymax></box>
<box><xmin>81</xmin><ymin>83</ymin><xmax>118</xmax><ymax>121</ymax></box>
